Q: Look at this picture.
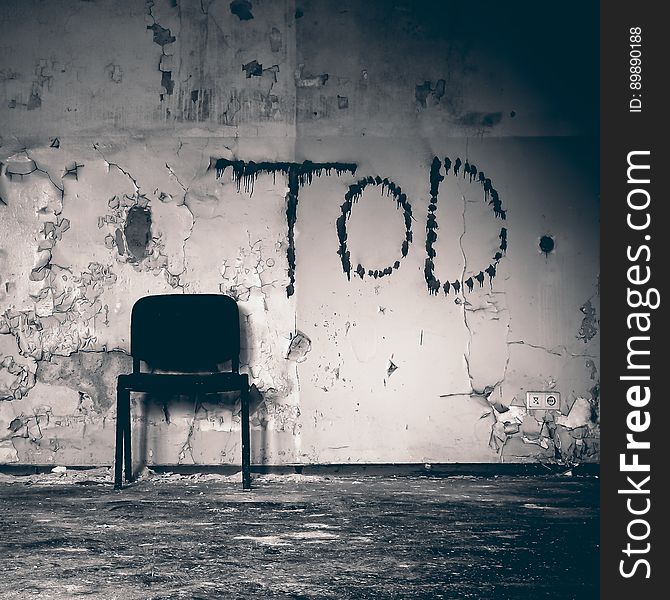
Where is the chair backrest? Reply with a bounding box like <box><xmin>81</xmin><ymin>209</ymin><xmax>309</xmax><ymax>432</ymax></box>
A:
<box><xmin>130</xmin><ymin>294</ymin><xmax>241</xmax><ymax>371</ymax></box>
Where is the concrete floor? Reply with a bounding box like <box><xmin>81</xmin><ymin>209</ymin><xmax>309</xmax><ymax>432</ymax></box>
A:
<box><xmin>0</xmin><ymin>472</ymin><xmax>598</xmax><ymax>599</ymax></box>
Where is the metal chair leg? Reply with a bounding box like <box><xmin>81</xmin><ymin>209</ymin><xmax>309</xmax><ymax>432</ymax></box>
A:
<box><xmin>122</xmin><ymin>389</ymin><xmax>132</xmax><ymax>482</ymax></box>
<box><xmin>114</xmin><ymin>384</ymin><xmax>125</xmax><ymax>489</ymax></box>
<box><xmin>241</xmin><ymin>378</ymin><xmax>251</xmax><ymax>490</ymax></box>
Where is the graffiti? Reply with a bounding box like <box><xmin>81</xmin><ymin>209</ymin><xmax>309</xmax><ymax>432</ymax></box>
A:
<box><xmin>211</xmin><ymin>159</ymin><xmax>357</xmax><ymax>297</ymax></box>
<box><xmin>338</xmin><ymin>176</ymin><xmax>412</xmax><ymax>281</ymax></box>
<box><xmin>425</xmin><ymin>156</ymin><xmax>507</xmax><ymax>297</ymax></box>
<box><xmin>425</xmin><ymin>157</ymin><xmax>443</xmax><ymax>295</ymax></box>
<box><xmin>209</xmin><ymin>156</ymin><xmax>509</xmax><ymax>297</ymax></box>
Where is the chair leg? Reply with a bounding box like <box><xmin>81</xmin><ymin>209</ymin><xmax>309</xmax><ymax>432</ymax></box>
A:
<box><xmin>114</xmin><ymin>384</ymin><xmax>125</xmax><ymax>489</ymax></box>
<box><xmin>241</xmin><ymin>379</ymin><xmax>251</xmax><ymax>490</ymax></box>
<box><xmin>122</xmin><ymin>389</ymin><xmax>132</xmax><ymax>482</ymax></box>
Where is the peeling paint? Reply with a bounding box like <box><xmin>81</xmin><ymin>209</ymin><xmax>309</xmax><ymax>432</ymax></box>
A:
<box><xmin>211</xmin><ymin>158</ymin><xmax>356</xmax><ymax>297</ymax></box>
<box><xmin>555</xmin><ymin>397</ymin><xmax>594</xmax><ymax>430</ymax></box>
<box><xmin>577</xmin><ymin>299</ymin><xmax>598</xmax><ymax>343</ymax></box>
<box><xmin>286</xmin><ymin>331</ymin><xmax>311</xmax><ymax>363</ymax></box>
<box><xmin>295</xmin><ymin>65</ymin><xmax>329</xmax><ymax>88</ymax></box>
<box><xmin>242</xmin><ymin>60</ymin><xmax>264</xmax><ymax>78</ymax></box>
<box><xmin>0</xmin><ymin>1</ymin><xmax>599</xmax><ymax>469</ymax></box>
<box><xmin>147</xmin><ymin>23</ymin><xmax>176</xmax><ymax>47</ymax></box>
<box><xmin>146</xmin><ymin>1</ymin><xmax>178</xmax><ymax>99</ymax></box>
<box><xmin>230</xmin><ymin>0</ymin><xmax>254</xmax><ymax>21</ymax></box>
<box><xmin>415</xmin><ymin>79</ymin><xmax>445</xmax><ymax>107</ymax></box>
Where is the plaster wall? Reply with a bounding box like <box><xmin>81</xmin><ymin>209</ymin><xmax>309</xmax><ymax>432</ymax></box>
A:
<box><xmin>0</xmin><ymin>0</ymin><xmax>599</xmax><ymax>466</ymax></box>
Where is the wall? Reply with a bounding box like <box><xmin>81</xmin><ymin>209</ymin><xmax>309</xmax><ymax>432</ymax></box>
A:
<box><xmin>0</xmin><ymin>0</ymin><xmax>599</xmax><ymax>466</ymax></box>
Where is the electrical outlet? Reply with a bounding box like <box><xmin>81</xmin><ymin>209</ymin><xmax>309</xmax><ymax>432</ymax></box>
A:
<box><xmin>526</xmin><ymin>391</ymin><xmax>560</xmax><ymax>410</ymax></box>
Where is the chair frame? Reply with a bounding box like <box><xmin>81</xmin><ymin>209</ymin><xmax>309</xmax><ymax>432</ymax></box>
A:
<box><xmin>113</xmin><ymin>294</ymin><xmax>251</xmax><ymax>490</ymax></box>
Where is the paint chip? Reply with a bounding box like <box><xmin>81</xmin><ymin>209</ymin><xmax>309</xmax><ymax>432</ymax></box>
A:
<box><xmin>286</xmin><ymin>331</ymin><xmax>312</xmax><ymax>362</ymax></box>
<box><xmin>242</xmin><ymin>60</ymin><xmax>263</xmax><ymax>78</ymax></box>
<box><xmin>555</xmin><ymin>397</ymin><xmax>593</xmax><ymax>430</ymax></box>
<box><xmin>147</xmin><ymin>23</ymin><xmax>176</xmax><ymax>46</ymax></box>
<box><xmin>230</xmin><ymin>0</ymin><xmax>253</xmax><ymax>20</ymax></box>
<box><xmin>386</xmin><ymin>359</ymin><xmax>398</xmax><ymax>378</ymax></box>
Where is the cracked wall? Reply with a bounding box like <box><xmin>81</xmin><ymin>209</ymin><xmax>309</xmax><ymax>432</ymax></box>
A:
<box><xmin>293</xmin><ymin>137</ymin><xmax>599</xmax><ymax>465</ymax></box>
<box><xmin>0</xmin><ymin>0</ymin><xmax>598</xmax><ymax>466</ymax></box>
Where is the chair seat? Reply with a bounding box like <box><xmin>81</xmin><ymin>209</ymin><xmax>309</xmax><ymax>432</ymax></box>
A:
<box><xmin>118</xmin><ymin>372</ymin><xmax>247</xmax><ymax>393</ymax></box>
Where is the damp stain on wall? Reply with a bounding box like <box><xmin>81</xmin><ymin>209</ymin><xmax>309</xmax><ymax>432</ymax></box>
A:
<box><xmin>124</xmin><ymin>205</ymin><xmax>152</xmax><ymax>261</ymax></box>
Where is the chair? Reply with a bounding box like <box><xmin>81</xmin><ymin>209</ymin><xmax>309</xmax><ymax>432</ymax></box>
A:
<box><xmin>114</xmin><ymin>294</ymin><xmax>251</xmax><ymax>490</ymax></box>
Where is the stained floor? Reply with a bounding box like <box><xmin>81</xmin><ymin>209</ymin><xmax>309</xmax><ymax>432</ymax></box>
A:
<box><xmin>0</xmin><ymin>471</ymin><xmax>598</xmax><ymax>599</ymax></box>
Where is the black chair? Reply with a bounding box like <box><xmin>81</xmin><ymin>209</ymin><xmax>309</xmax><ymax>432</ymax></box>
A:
<box><xmin>114</xmin><ymin>294</ymin><xmax>251</xmax><ymax>490</ymax></box>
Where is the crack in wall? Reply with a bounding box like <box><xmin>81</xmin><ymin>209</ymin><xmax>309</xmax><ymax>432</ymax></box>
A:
<box><xmin>1</xmin><ymin>262</ymin><xmax>118</xmax><ymax>362</ymax></box>
<box><xmin>93</xmin><ymin>144</ymin><xmax>140</xmax><ymax>195</ymax></box>
<box><xmin>165</xmin><ymin>161</ymin><xmax>193</xmax><ymax>290</ymax></box>
<box><xmin>1</xmin><ymin>349</ymin><xmax>131</xmax><ymax>463</ymax></box>
<box><xmin>4</xmin><ymin>150</ymin><xmax>65</xmax><ymax>204</ymax></box>
<box><xmin>0</xmin><ymin>1</ymin><xmax>600</xmax><ymax>468</ymax></box>
<box><xmin>199</xmin><ymin>0</ymin><xmax>229</xmax><ymax>42</ymax></box>
<box><xmin>94</xmin><ymin>146</ymin><xmax>183</xmax><ymax>287</ymax></box>
<box><xmin>2</xmin><ymin>150</ymin><xmax>72</xmax><ymax>290</ymax></box>
<box><xmin>219</xmin><ymin>236</ymin><xmax>285</xmax><ymax>305</ymax></box>
<box><xmin>0</xmin><ymin>353</ymin><xmax>36</xmax><ymax>401</ymax></box>
<box><xmin>458</xmin><ymin>193</ymin><xmax>474</xmax><ymax>393</ymax></box>
<box><xmin>4</xmin><ymin>58</ymin><xmax>56</xmax><ymax>112</ymax></box>
<box><xmin>507</xmin><ymin>340</ymin><xmax>598</xmax><ymax>360</ymax></box>
<box><xmin>489</xmin><ymin>333</ymin><xmax>600</xmax><ymax>464</ymax></box>
<box><xmin>1</xmin><ymin>148</ymin><xmax>126</xmax><ymax>407</ymax></box>
<box><xmin>0</xmin><ymin>138</ymin><xmax>596</xmax><ymax>466</ymax></box>
<box><xmin>7</xmin><ymin>411</ymin><xmax>47</xmax><ymax>442</ymax></box>
<box><xmin>177</xmin><ymin>398</ymin><xmax>199</xmax><ymax>464</ymax></box>
<box><xmin>31</xmin><ymin>216</ymin><xmax>70</xmax><ymax>282</ymax></box>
